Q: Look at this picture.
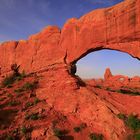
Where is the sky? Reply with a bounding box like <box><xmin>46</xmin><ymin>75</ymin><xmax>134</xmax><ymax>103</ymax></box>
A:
<box><xmin>0</xmin><ymin>0</ymin><xmax>139</xmax><ymax>78</ymax></box>
<box><xmin>76</xmin><ymin>50</ymin><xmax>140</xmax><ymax>79</ymax></box>
<box><xmin>0</xmin><ymin>0</ymin><xmax>123</xmax><ymax>42</ymax></box>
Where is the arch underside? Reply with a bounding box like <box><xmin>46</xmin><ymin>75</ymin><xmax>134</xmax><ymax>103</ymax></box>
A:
<box><xmin>70</xmin><ymin>41</ymin><xmax>140</xmax><ymax>65</ymax></box>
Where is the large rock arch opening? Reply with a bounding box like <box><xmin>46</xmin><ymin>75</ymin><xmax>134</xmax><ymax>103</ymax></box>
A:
<box><xmin>75</xmin><ymin>49</ymin><xmax>140</xmax><ymax>79</ymax></box>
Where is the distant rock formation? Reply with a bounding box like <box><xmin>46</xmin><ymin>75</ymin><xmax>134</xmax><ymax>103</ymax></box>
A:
<box><xmin>103</xmin><ymin>68</ymin><xmax>140</xmax><ymax>90</ymax></box>
<box><xmin>104</xmin><ymin>68</ymin><xmax>113</xmax><ymax>80</ymax></box>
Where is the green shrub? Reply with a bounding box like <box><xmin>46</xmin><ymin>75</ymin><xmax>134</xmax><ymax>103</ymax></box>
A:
<box><xmin>0</xmin><ymin>97</ymin><xmax>5</xmax><ymax>101</ymax></box>
<box><xmin>15</xmin><ymin>81</ymin><xmax>38</xmax><ymax>94</ymax></box>
<box><xmin>21</xmin><ymin>126</ymin><xmax>27</xmax><ymax>134</ymax></box>
<box><xmin>12</xmin><ymin>128</ymin><xmax>18</xmax><ymax>134</ymax></box>
<box><xmin>25</xmin><ymin>102</ymin><xmax>33</xmax><ymax>108</ymax></box>
<box><xmin>134</xmin><ymin>133</ymin><xmax>140</xmax><ymax>140</ymax></box>
<box><xmin>117</xmin><ymin>113</ymin><xmax>126</xmax><ymax>120</ymax></box>
<box><xmin>7</xmin><ymin>94</ymin><xmax>13</xmax><ymax>98</ymax></box>
<box><xmin>117</xmin><ymin>89</ymin><xmax>140</xmax><ymax>95</ymax></box>
<box><xmin>25</xmin><ymin>114</ymin><xmax>30</xmax><ymax>120</ymax></box>
<box><xmin>80</xmin><ymin>123</ymin><xmax>87</xmax><ymax>129</ymax></box>
<box><xmin>25</xmin><ymin>113</ymin><xmax>39</xmax><ymax>120</ymax></box>
<box><xmin>7</xmin><ymin>85</ymin><xmax>13</xmax><ymax>88</ymax></box>
<box><xmin>73</xmin><ymin>127</ymin><xmax>81</xmax><ymax>133</ymax></box>
<box><xmin>73</xmin><ymin>123</ymin><xmax>87</xmax><ymax>133</ymax></box>
<box><xmin>16</xmin><ymin>71</ymin><xmax>26</xmax><ymax>81</ymax></box>
<box><xmin>34</xmin><ymin>98</ymin><xmax>40</xmax><ymax>105</ymax></box>
<box><xmin>8</xmin><ymin>100</ymin><xmax>20</xmax><ymax>106</ymax></box>
<box><xmin>126</xmin><ymin>115</ymin><xmax>140</xmax><ymax>131</ymax></box>
<box><xmin>2</xmin><ymin>75</ymin><xmax>16</xmax><ymax>87</ymax></box>
<box><xmin>23</xmin><ymin>82</ymin><xmax>37</xmax><ymax>91</ymax></box>
<box><xmin>89</xmin><ymin>133</ymin><xmax>103</xmax><ymax>140</ymax></box>
<box><xmin>14</xmin><ymin>88</ymin><xmax>25</xmax><ymax>94</ymax></box>
<box><xmin>118</xmin><ymin>113</ymin><xmax>140</xmax><ymax>132</ymax></box>
<box><xmin>52</xmin><ymin>120</ymin><xmax>59</xmax><ymax>127</ymax></box>
<box><xmin>94</xmin><ymin>85</ymin><xmax>102</xmax><ymax>89</ymax></box>
<box><xmin>6</xmin><ymin>135</ymin><xmax>15</xmax><ymax>140</ymax></box>
<box><xmin>1</xmin><ymin>71</ymin><xmax>26</xmax><ymax>87</ymax></box>
<box><xmin>53</xmin><ymin>128</ymin><xmax>65</xmax><ymax>137</ymax></box>
<box><xmin>30</xmin><ymin>113</ymin><xmax>39</xmax><ymax>120</ymax></box>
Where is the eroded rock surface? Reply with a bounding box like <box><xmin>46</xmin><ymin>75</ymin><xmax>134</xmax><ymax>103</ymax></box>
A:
<box><xmin>103</xmin><ymin>68</ymin><xmax>140</xmax><ymax>90</ymax></box>
<box><xmin>0</xmin><ymin>0</ymin><xmax>140</xmax><ymax>140</ymax></box>
<box><xmin>104</xmin><ymin>68</ymin><xmax>113</xmax><ymax>80</ymax></box>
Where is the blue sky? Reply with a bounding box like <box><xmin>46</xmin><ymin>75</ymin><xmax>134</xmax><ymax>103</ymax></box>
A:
<box><xmin>0</xmin><ymin>0</ymin><xmax>139</xmax><ymax>78</ymax></box>
<box><xmin>0</xmin><ymin>0</ymin><xmax>123</xmax><ymax>42</ymax></box>
<box><xmin>76</xmin><ymin>50</ymin><xmax>140</xmax><ymax>78</ymax></box>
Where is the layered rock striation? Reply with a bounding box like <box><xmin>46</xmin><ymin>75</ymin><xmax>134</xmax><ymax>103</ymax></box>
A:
<box><xmin>0</xmin><ymin>0</ymin><xmax>140</xmax><ymax>140</ymax></box>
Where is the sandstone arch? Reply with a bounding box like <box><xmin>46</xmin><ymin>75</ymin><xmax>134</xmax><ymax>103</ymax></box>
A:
<box><xmin>0</xmin><ymin>1</ymin><xmax>140</xmax><ymax>140</ymax></box>
<box><xmin>0</xmin><ymin>0</ymin><xmax>140</xmax><ymax>75</ymax></box>
<box><xmin>61</xmin><ymin>0</ymin><xmax>140</xmax><ymax>64</ymax></box>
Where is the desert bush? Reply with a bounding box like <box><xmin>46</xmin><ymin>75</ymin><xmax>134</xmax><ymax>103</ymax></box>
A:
<box><xmin>21</xmin><ymin>126</ymin><xmax>27</xmax><ymax>134</ymax></box>
<box><xmin>12</xmin><ymin>128</ymin><xmax>18</xmax><ymax>134</ymax></box>
<box><xmin>2</xmin><ymin>75</ymin><xmax>17</xmax><ymax>87</ymax></box>
<box><xmin>15</xmin><ymin>81</ymin><xmax>38</xmax><ymax>94</ymax></box>
<box><xmin>53</xmin><ymin>128</ymin><xmax>67</xmax><ymax>137</ymax></box>
<box><xmin>117</xmin><ymin>89</ymin><xmax>140</xmax><ymax>96</ymax></box>
<box><xmin>30</xmin><ymin>113</ymin><xmax>39</xmax><ymax>120</ymax></box>
<box><xmin>73</xmin><ymin>123</ymin><xmax>87</xmax><ymax>133</ymax></box>
<box><xmin>73</xmin><ymin>127</ymin><xmax>81</xmax><ymax>133</ymax></box>
<box><xmin>16</xmin><ymin>71</ymin><xmax>26</xmax><ymax>81</ymax></box>
<box><xmin>34</xmin><ymin>98</ymin><xmax>40</xmax><ymax>105</ymax></box>
<box><xmin>0</xmin><ymin>97</ymin><xmax>5</xmax><ymax>101</ymax></box>
<box><xmin>94</xmin><ymin>85</ymin><xmax>102</xmax><ymax>89</ymax></box>
<box><xmin>14</xmin><ymin>88</ymin><xmax>25</xmax><ymax>94</ymax></box>
<box><xmin>25</xmin><ymin>102</ymin><xmax>33</xmax><ymax>108</ymax></box>
<box><xmin>1</xmin><ymin>71</ymin><xmax>26</xmax><ymax>88</ymax></box>
<box><xmin>117</xmin><ymin>113</ymin><xmax>140</xmax><ymax>131</ymax></box>
<box><xmin>7</xmin><ymin>94</ymin><xmax>13</xmax><ymax>98</ymax></box>
<box><xmin>8</xmin><ymin>100</ymin><xmax>20</xmax><ymax>106</ymax></box>
<box><xmin>52</xmin><ymin>120</ymin><xmax>59</xmax><ymax>128</ymax></box>
<box><xmin>126</xmin><ymin>114</ymin><xmax>140</xmax><ymax>131</ymax></box>
<box><xmin>6</xmin><ymin>135</ymin><xmax>15</xmax><ymax>140</ymax></box>
<box><xmin>89</xmin><ymin>133</ymin><xmax>103</xmax><ymax>140</ymax></box>
<box><xmin>117</xmin><ymin>113</ymin><xmax>126</xmax><ymax>120</ymax></box>
<box><xmin>25</xmin><ymin>113</ymin><xmax>39</xmax><ymax>120</ymax></box>
<box><xmin>7</xmin><ymin>85</ymin><xmax>13</xmax><ymax>88</ymax></box>
<box><xmin>22</xmin><ymin>81</ymin><xmax>38</xmax><ymax>91</ymax></box>
<box><xmin>134</xmin><ymin>133</ymin><xmax>140</xmax><ymax>140</ymax></box>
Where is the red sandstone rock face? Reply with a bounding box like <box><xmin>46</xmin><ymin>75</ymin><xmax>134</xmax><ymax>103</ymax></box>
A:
<box><xmin>102</xmin><ymin>68</ymin><xmax>140</xmax><ymax>90</ymax></box>
<box><xmin>0</xmin><ymin>0</ymin><xmax>140</xmax><ymax>75</ymax></box>
<box><xmin>104</xmin><ymin>68</ymin><xmax>113</xmax><ymax>80</ymax></box>
<box><xmin>0</xmin><ymin>0</ymin><xmax>140</xmax><ymax>140</ymax></box>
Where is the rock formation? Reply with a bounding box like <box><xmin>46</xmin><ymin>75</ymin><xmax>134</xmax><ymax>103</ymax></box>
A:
<box><xmin>104</xmin><ymin>68</ymin><xmax>113</xmax><ymax>80</ymax></box>
<box><xmin>103</xmin><ymin>68</ymin><xmax>140</xmax><ymax>90</ymax></box>
<box><xmin>0</xmin><ymin>0</ymin><xmax>140</xmax><ymax>76</ymax></box>
<box><xmin>0</xmin><ymin>0</ymin><xmax>140</xmax><ymax>140</ymax></box>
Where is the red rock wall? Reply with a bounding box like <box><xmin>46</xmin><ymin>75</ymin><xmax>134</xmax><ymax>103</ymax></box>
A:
<box><xmin>0</xmin><ymin>0</ymin><xmax>140</xmax><ymax>75</ymax></box>
<box><xmin>61</xmin><ymin>0</ymin><xmax>140</xmax><ymax>62</ymax></box>
<box><xmin>0</xmin><ymin>26</ymin><xmax>65</xmax><ymax>75</ymax></box>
